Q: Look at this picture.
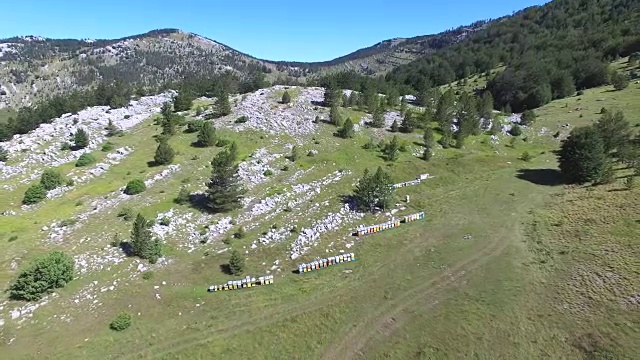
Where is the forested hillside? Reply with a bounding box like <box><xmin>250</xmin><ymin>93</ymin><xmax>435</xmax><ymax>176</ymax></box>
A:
<box><xmin>386</xmin><ymin>0</ymin><xmax>640</xmax><ymax>111</ymax></box>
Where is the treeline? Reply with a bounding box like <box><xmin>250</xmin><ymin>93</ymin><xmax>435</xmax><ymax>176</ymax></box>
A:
<box><xmin>386</xmin><ymin>0</ymin><xmax>640</xmax><ymax>112</ymax></box>
<box><xmin>0</xmin><ymin>71</ymin><xmax>270</xmax><ymax>142</ymax></box>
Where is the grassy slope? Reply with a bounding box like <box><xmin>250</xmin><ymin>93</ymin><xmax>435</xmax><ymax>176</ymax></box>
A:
<box><xmin>0</xmin><ymin>78</ymin><xmax>639</xmax><ymax>359</ymax></box>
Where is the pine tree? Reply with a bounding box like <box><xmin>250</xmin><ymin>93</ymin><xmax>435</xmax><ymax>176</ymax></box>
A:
<box><xmin>228</xmin><ymin>249</ymin><xmax>245</xmax><ymax>276</ymax></box>
<box><xmin>435</xmin><ymin>89</ymin><xmax>455</xmax><ymax>133</ymax></box>
<box><xmin>386</xmin><ymin>88</ymin><xmax>399</xmax><ymax>107</ymax></box>
<box><xmin>390</xmin><ymin>119</ymin><xmax>399</xmax><ymax>133</ymax></box>
<box><xmin>130</xmin><ymin>214</ymin><xmax>162</xmax><ymax>263</ymax></box>
<box><xmin>477</xmin><ymin>92</ymin><xmax>494</xmax><ymax>119</ymax></box>
<box><xmin>423</xmin><ymin>147</ymin><xmax>432</xmax><ymax>161</ymax></box>
<box><xmin>161</xmin><ymin>114</ymin><xmax>177</xmax><ymax>136</ymax></box>
<box><xmin>0</xmin><ymin>146</ymin><xmax>8</xmax><ymax>162</ymax></box>
<box><xmin>330</xmin><ymin>105</ymin><xmax>342</xmax><ymax>126</ymax></box>
<box><xmin>197</xmin><ymin>121</ymin><xmax>217</xmax><ymax>147</ymax></box>
<box><xmin>154</xmin><ymin>138</ymin><xmax>175</xmax><ymax>165</ymax></box>
<box><xmin>282</xmin><ymin>91</ymin><xmax>292</xmax><ymax>104</ymax></box>
<box><xmin>74</xmin><ymin>128</ymin><xmax>89</xmax><ymax>149</ymax></box>
<box><xmin>400</xmin><ymin>110</ymin><xmax>416</xmax><ymax>133</ymax></box>
<box><xmin>423</xmin><ymin>127</ymin><xmax>435</xmax><ymax>148</ymax></box>
<box><xmin>216</xmin><ymin>90</ymin><xmax>231</xmax><ymax>117</ymax></box>
<box><xmin>173</xmin><ymin>93</ymin><xmax>193</xmax><ymax>112</ymax></box>
<box><xmin>289</xmin><ymin>145</ymin><xmax>300</xmax><ymax>162</ymax></box>
<box><xmin>383</xmin><ymin>136</ymin><xmax>401</xmax><ymax>162</ymax></box>
<box><xmin>160</xmin><ymin>102</ymin><xmax>172</xmax><ymax>117</ymax></box>
<box><xmin>490</xmin><ymin>119</ymin><xmax>501</xmax><ymax>135</ymax></box>
<box><xmin>457</xmin><ymin>92</ymin><xmax>479</xmax><ymax>138</ymax></box>
<box><xmin>353</xmin><ymin>167</ymin><xmax>394</xmax><ymax>212</ymax></box>
<box><xmin>337</xmin><ymin>117</ymin><xmax>355</xmax><ymax>138</ymax></box>
<box><xmin>594</xmin><ymin>110</ymin><xmax>631</xmax><ymax>154</ymax></box>
<box><xmin>348</xmin><ymin>92</ymin><xmax>359</xmax><ymax>108</ymax></box>
<box><xmin>400</xmin><ymin>99</ymin><xmax>408</xmax><ymax>116</ymax></box>
<box><xmin>558</xmin><ymin>126</ymin><xmax>607</xmax><ymax>184</ymax></box>
<box><xmin>323</xmin><ymin>83</ymin><xmax>341</xmax><ymax>108</ymax></box>
<box><xmin>371</xmin><ymin>104</ymin><xmax>385</xmax><ymax>128</ymax></box>
<box><xmin>105</xmin><ymin>119</ymin><xmax>119</xmax><ymax>137</ymax></box>
<box><xmin>206</xmin><ymin>142</ymin><xmax>246</xmax><ymax>212</ymax></box>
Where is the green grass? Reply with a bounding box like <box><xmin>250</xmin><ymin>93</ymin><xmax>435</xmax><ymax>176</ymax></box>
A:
<box><xmin>0</xmin><ymin>107</ymin><xmax>16</xmax><ymax>124</ymax></box>
<box><xmin>1</xmin><ymin>80</ymin><xmax>639</xmax><ymax>359</ymax></box>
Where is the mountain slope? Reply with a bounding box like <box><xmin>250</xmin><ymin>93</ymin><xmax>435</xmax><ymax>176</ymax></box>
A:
<box><xmin>0</xmin><ymin>29</ymin><xmax>276</xmax><ymax>108</ymax></box>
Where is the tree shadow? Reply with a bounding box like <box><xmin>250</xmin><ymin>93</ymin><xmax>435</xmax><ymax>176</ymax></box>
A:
<box><xmin>516</xmin><ymin>168</ymin><xmax>564</xmax><ymax>186</ymax></box>
<box><xmin>340</xmin><ymin>194</ymin><xmax>359</xmax><ymax>211</ymax></box>
<box><xmin>146</xmin><ymin>160</ymin><xmax>160</xmax><ymax>167</ymax></box>
<box><xmin>188</xmin><ymin>193</ymin><xmax>211</xmax><ymax>213</ymax></box>
<box><xmin>310</xmin><ymin>100</ymin><xmax>325</xmax><ymax>107</ymax></box>
<box><xmin>119</xmin><ymin>241</ymin><xmax>134</xmax><ymax>257</ymax></box>
<box><xmin>219</xmin><ymin>264</ymin><xmax>233</xmax><ymax>275</ymax></box>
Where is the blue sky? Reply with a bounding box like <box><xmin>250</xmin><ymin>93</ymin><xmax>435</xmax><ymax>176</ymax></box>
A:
<box><xmin>2</xmin><ymin>0</ymin><xmax>548</xmax><ymax>62</ymax></box>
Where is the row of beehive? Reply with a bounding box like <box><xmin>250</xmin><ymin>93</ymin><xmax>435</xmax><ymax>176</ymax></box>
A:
<box><xmin>356</xmin><ymin>211</ymin><xmax>425</xmax><ymax>237</ymax></box>
<box><xmin>298</xmin><ymin>253</ymin><xmax>356</xmax><ymax>273</ymax></box>
<box><xmin>403</xmin><ymin>211</ymin><xmax>425</xmax><ymax>223</ymax></box>
<box><xmin>208</xmin><ymin>275</ymin><xmax>274</xmax><ymax>292</ymax></box>
<box><xmin>392</xmin><ymin>179</ymin><xmax>421</xmax><ymax>188</ymax></box>
<box><xmin>356</xmin><ymin>220</ymin><xmax>401</xmax><ymax>236</ymax></box>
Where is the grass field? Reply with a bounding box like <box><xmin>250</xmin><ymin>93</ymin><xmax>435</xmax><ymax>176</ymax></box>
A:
<box><xmin>0</xmin><ymin>79</ymin><xmax>639</xmax><ymax>359</ymax></box>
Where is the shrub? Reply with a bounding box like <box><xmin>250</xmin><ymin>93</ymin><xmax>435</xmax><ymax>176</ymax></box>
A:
<box><xmin>0</xmin><ymin>146</ymin><xmax>7</xmax><ymax>162</ymax></box>
<box><xmin>124</xmin><ymin>179</ymin><xmax>146</xmax><ymax>195</ymax></box>
<box><xmin>186</xmin><ymin>120</ymin><xmax>204</xmax><ymax>133</ymax></box>
<box><xmin>124</xmin><ymin>115</ymin><xmax>131</xmax><ymax>119</ymax></box>
<box><xmin>281</xmin><ymin>91</ymin><xmax>292</xmax><ymax>104</ymax></box>
<box><xmin>142</xmin><ymin>271</ymin><xmax>154</xmax><ymax>280</ymax></box>
<box><xmin>101</xmin><ymin>142</ymin><xmax>115</xmax><ymax>152</ymax></box>
<box><xmin>74</xmin><ymin>128</ymin><xmax>90</xmax><ymax>149</ymax></box>
<box><xmin>117</xmin><ymin>207</ymin><xmax>135</xmax><ymax>221</ymax></box>
<box><xmin>281</xmin><ymin>164</ymin><xmax>290</xmax><ymax>171</ymax></box>
<box><xmin>263</xmin><ymin>169</ymin><xmax>274</xmax><ymax>176</ymax></box>
<box><xmin>9</xmin><ymin>251</ymin><xmax>74</xmax><ymax>301</ymax></box>
<box><xmin>216</xmin><ymin>138</ymin><xmax>231</xmax><ymax>147</ymax></box>
<box><xmin>59</xmin><ymin>218</ymin><xmax>78</xmax><ymax>227</ymax></box>
<box><xmin>110</xmin><ymin>312</ymin><xmax>132</xmax><ymax>331</ymax></box>
<box><xmin>520</xmin><ymin>151</ymin><xmax>533</xmax><ymax>162</ymax></box>
<box><xmin>40</xmin><ymin>169</ymin><xmax>65</xmax><ymax>191</ymax></box>
<box><xmin>521</xmin><ymin>110</ymin><xmax>536</xmax><ymax>125</ymax></box>
<box><xmin>576</xmin><ymin>90</ymin><xmax>584</xmax><ymax>96</ymax></box>
<box><xmin>174</xmin><ymin>187</ymin><xmax>190</xmax><ymax>205</ymax></box>
<box><xmin>9</xmin><ymin>235</ymin><xmax>19</xmax><ymax>242</ymax></box>
<box><xmin>75</xmin><ymin>153</ymin><xmax>96</xmax><ymax>167</ymax></box>
<box><xmin>23</xmin><ymin>184</ymin><xmax>47</xmax><ymax>204</ymax></box>
<box><xmin>60</xmin><ymin>142</ymin><xmax>72</xmax><ymax>151</ymax></box>
<box><xmin>510</xmin><ymin>124</ymin><xmax>523</xmax><ymax>136</ymax></box>
<box><xmin>234</xmin><ymin>227</ymin><xmax>246</xmax><ymax>239</ymax></box>
<box><xmin>235</xmin><ymin>116</ymin><xmax>248</xmax><ymax>124</ymax></box>
<box><xmin>159</xmin><ymin>217</ymin><xmax>171</xmax><ymax>226</ymax></box>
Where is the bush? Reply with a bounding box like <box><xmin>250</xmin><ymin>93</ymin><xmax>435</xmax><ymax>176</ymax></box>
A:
<box><xmin>101</xmin><ymin>142</ymin><xmax>115</xmax><ymax>152</ymax></box>
<box><xmin>124</xmin><ymin>179</ymin><xmax>146</xmax><ymax>195</ymax></box>
<box><xmin>74</xmin><ymin>128</ymin><xmax>90</xmax><ymax>149</ymax></box>
<box><xmin>282</xmin><ymin>91</ymin><xmax>292</xmax><ymax>104</ymax></box>
<box><xmin>23</xmin><ymin>184</ymin><xmax>47</xmax><ymax>205</ymax></box>
<box><xmin>216</xmin><ymin>138</ymin><xmax>231</xmax><ymax>147</ymax></box>
<box><xmin>263</xmin><ymin>169</ymin><xmax>274</xmax><ymax>176</ymax></box>
<box><xmin>234</xmin><ymin>227</ymin><xmax>246</xmax><ymax>239</ymax></box>
<box><xmin>510</xmin><ymin>124</ymin><xmax>523</xmax><ymax>136</ymax></box>
<box><xmin>40</xmin><ymin>169</ymin><xmax>65</xmax><ymax>191</ymax></box>
<box><xmin>117</xmin><ymin>207</ymin><xmax>135</xmax><ymax>221</ymax></box>
<box><xmin>9</xmin><ymin>235</ymin><xmax>18</xmax><ymax>242</ymax></box>
<box><xmin>235</xmin><ymin>116</ymin><xmax>248</xmax><ymax>124</ymax></box>
<box><xmin>521</xmin><ymin>110</ymin><xmax>536</xmax><ymax>125</ymax></box>
<box><xmin>60</xmin><ymin>142</ymin><xmax>72</xmax><ymax>151</ymax></box>
<box><xmin>109</xmin><ymin>312</ymin><xmax>132</xmax><ymax>331</ymax></box>
<box><xmin>576</xmin><ymin>90</ymin><xmax>585</xmax><ymax>96</ymax></box>
<box><xmin>520</xmin><ymin>151</ymin><xmax>533</xmax><ymax>162</ymax></box>
<box><xmin>159</xmin><ymin>217</ymin><xmax>171</xmax><ymax>226</ymax></box>
<box><xmin>0</xmin><ymin>146</ymin><xmax>7</xmax><ymax>162</ymax></box>
<box><xmin>9</xmin><ymin>251</ymin><xmax>74</xmax><ymax>301</ymax></box>
<box><xmin>59</xmin><ymin>218</ymin><xmax>78</xmax><ymax>227</ymax></box>
<box><xmin>142</xmin><ymin>271</ymin><xmax>154</xmax><ymax>280</ymax></box>
<box><xmin>186</xmin><ymin>120</ymin><xmax>204</xmax><ymax>133</ymax></box>
<box><xmin>174</xmin><ymin>187</ymin><xmax>190</xmax><ymax>205</ymax></box>
<box><xmin>281</xmin><ymin>164</ymin><xmax>290</xmax><ymax>171</ymax></box>
<box><xmin>75</xmin><ymin>153</ymin><xmax>96</xmax><ymax>167</ymax></box>
<box><xmin>124</xmin><ymin>115</ymin><xmax>131</xmax><ymax>119</ymax></box>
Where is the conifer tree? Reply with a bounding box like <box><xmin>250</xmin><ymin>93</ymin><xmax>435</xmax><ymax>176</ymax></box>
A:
<box><xmin>594</xmin><ymin>110</ymin><xmax>631</xmax><ymax>154</ymax></box>
<box><xmin>228</xmin><ymin>249</ymin><xmax>245</xmax><ymax>276</ymax></box>
<box><xmin>216</xmin><ymin>90</ymin><xmax>231</xmax><ymax>117</ymax></box>
<box><xmin>371</xmin><ymin>104</ymin><xmax>385</xmax><ymax>128</ymax></box>
<box><xmin>197</xmin><ymin>121</ymin><xmax>217</xmax><ymax>147</ymax></box>
<box><xmin>477</xmin><ymin>92</ymin><xmax>494</xmax><ymax>119</ymax></box>
<box><xmin>423</xmin><ymin>127</ymin><xmax>435</xmax><ymax>148</ymax></box>
<box><xmin>423</xmin><ymin>147</ymin><xmax>432</xmax><ymax>161</ymax></box>
<box><xmin>74</xmin><ymin>128</ymin><xmax>89</xmax><ymax>149</ymax></box>
<box><xmin>289</xmin><ymin>145</ymin><xmax>300</xmax><ymax>162</ymax></box>
<box><xmin>154</xmin><ymin>138</ymin><xmax>175</xmax><ymax>165</ymax></box>
<box><xmin>173</xmin><ymin>93</ymin><xmax>193</xmax><ymax>112</ymax></box>
<box><xmin>400</xmin><ymin>110</ymin><xmax>416</xmax><ymax>133</ymax></box>
<box><xmin>337</xmin><ymin>117</ymin><xmax>355</xmax><ymax>139</ymax></box>
<box><xmin>130</xmin><ymin>213</ymin><xmax>162</xmax><ymax>263</ymax></box>
<box><xmin>435</xmin><ymin>89</ymin><xmax>455</xmax><ymax>133</ymax></box>
<box><xmin>105</xmin><ymin>119</ymin><xmax>119</xmax><ymax>137</ymax></box>
<box><xmin>558</xmin><ymin>126</ymin><xmax>607</xmax><ymax>184</ymax></box>
<box><xmin>161</xmin><ymin>114</ymin><xmax>177</xmax><ymax>136</ymax></box>
<box><xmin>390</xmin><ymin>119</ymin><xmax>399</xmax><ymax>133</ymax></box>
<box><xmin>282</xmin><ymin>91</ymin><xmax>292</xmax><ymax>104</ymax></box>
<box><xmin>386</xmin><ymin>88</ymin><xmax>399</xmax><ymax>107</ymax></box>
<box><xmin>0</xmin><ymin>146</ymin><xmax>8</xmax><ymax>162</ymax></box>
<box><xmin>383</xmin><ymin>136</ymin><xmax>401</xmax><ymax>162</ymax></box>
<box><xmin>330</xmin><ymin>105</ymin><xmax>342</xmax><ymax>126</ymax></box>
<box><xmin>353</xmin><ymin>167</ymin><xmax>394</xmax><ymax>212</ymax></box>
<box><xmin>323</xmin><ymin>83</ymin><xmax>341</xmax><ymax>108</ymax></box>
<box><xmin>206</xmin><ymin>142</ymin><xmax>245</xmax><ymax>212</ymax></box>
